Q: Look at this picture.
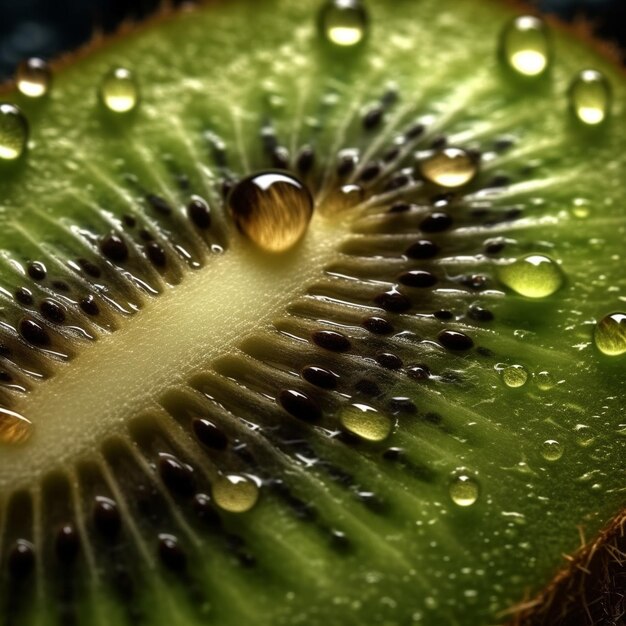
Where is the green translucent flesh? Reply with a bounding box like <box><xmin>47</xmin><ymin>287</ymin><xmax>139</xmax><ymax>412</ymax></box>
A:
<box><xmin>0</xmin><ymin>0</ymin><xmax>623</xmax><ymax>625</ymax></box>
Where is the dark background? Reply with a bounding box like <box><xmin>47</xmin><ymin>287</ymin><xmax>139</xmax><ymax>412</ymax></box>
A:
<box><xmin>0</xmin><ymin>0</ymin><xmax>624</xmax><ymax>80</ymax></box>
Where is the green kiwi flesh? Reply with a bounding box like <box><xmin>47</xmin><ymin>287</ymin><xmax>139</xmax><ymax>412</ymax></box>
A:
<box><xmin>0</xmin><ymin>0</ymin><xmax>624</xmax><ymax>625</ymax></box>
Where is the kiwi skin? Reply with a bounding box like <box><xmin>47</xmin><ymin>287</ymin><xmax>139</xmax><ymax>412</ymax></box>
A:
<box><xmin>0</xmin><ymin>1</ymin><xmax>620</xmax><ymax>624</ymax></box>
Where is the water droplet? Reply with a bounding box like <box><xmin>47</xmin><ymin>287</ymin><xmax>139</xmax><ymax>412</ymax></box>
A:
<box><xmin>228</xmin><ymin>171</ymin><xmax>314</xmax><ymax>252</ymax></box>
<box><xmin>449</xmin><ymin>470</ymin><xmax>479</xmax><ymax>507</ymax></box>
<box><xmin>212</xmin><ymin>474</ymin><xmax>259</xmax><ymax>513</ymax></box>
<box><xmin>541</xmin><ymin>439</ymin><xmax>563</xmax><ymax>461</ymax></box>
<box><xmin>16</xmin><ymin>58</ymin><xmax>52</xmax><ymax>98</ymax></box>
<box><xmin>340</xmin><ymin>403</ymin><xmax>392</xmax><ymax>442</ymax></box>
<box><xmin>324</xmin><ymin>184</ymin><xmax>364</xmax><ymax>213</ymax></box>
<box><xmin>568</xmin><ymin>69</ymin><xmax>612</xmax><ymax>125</ymax></box>
<box><xmin>535</xmin><ymin>370</ymin><xmax>555</xmax><ymax>390</ymax></box>
<box><xmin>501</xmin><ymin>364</ymin><xmax>528</xmax><ymax>388</ymax></box>
<box><xmin>420</xmin><ymin>148</ymin><xmax>478</xmax><ymax>188</ymax></box>
<box><xmin>574</xmin><ymin>424</ymin><xmax>595</xmax><ymax>447</ymax></box>
<box><xmin>319</xmin><ymin>0</ymin><xmax>368</xmax><ymax>47</ymax></box>
<box><xmin>0</xmin><ymin>408</ymin><xmax>32</xmax><ymax>445</ymax></box>
<box><xmin>100</xmin><ymin>67</ymin><xmax>140</xmax><ymax>113</ymax></box>
<box><xmin>0</xmin><ymin>103</ymin><xmax>28</xmax><ymax>160</ymax></box>
<box><xmin>498</xmin><ymin>254</ymin><xmax>563</xmax><ymax>298</ymax></box>
<box><xmin>500</xmin><ymin>16</ymin><xmax>551</xmax><ymax>77</ymax></box>
<box><xmin>594</xmin><ymin>312</ymin><xmax>626</xmax><ymax>356</ymax></box>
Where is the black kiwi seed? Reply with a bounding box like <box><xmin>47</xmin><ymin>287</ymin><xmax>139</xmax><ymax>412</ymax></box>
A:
<box><xmin>434</xmin><ymin>310</ymin><xmax>454</xmax><ymax>321</ymax></box>
<box><xmin>158</xmin><ymin>534</ymin><xmax>187</xmax><ymax>572</ymax></box>
<box><xmin>159</xmin><ymin>454</ymin><xmax>195</xmax><ymax>497</ymax></box>
<box><xmin>272</xmin><ymin>146</ymin><xmax>290</xmax><ymax>169</ymax></box>
<box><xmin>430</xmin><ymin>135</ymin><xmax>447</xmax><ymax>149</ymax></box>
<box><xmin>301</xmin><ymin>365</ymin><xmax>339</xmax><ymax>390</ymax></box>
<box><xmin>296</xmin><ymin>145</ymin><xmax>315</xmax><ymax>174</ymax></box>
<box><xmin>147</xmin><ymin>194</ymin><xmax>173</xmax><ymax>215</ymax></box>
<box><xmin>358</xmin><ymin>162</ymin><xmax>381</xmax><ymax>182</ymax></box>
<box><xmin>311</xmin><ymin>330</ymin><xmax>351</xmax><ymax>352</ymax></box>
<box><xmin>52</xmin><ymin>280</ymin><xmax>70</xmax><ymax>292</ymax></box>
<box><xmin>375</xmin><ymin>353</ymin><xmax>403</xmax><ymax>370</ymax></box>
<box><xmin>146</xmin><ymin>242</ymin><xmax>167</xmax><ymax>268</ymax></box>
<box><xmin>278</xmin><ymin>389</ymin><xmax>322</xmax><ymax>422</ymax></box>
<box><xmin>55</xmin><ymin>524</ymin><xmax>80</xmax><ymax>564</ymax></box>
<box><xmin>193</xmin><ymin>493</ymin><xmax>221</xmax><ymax>527</ymax></box>
<box><xmin>363</xmin><ymin>106</ymin><xmax>384</xmax><ymax>130</ymax></box>
<box><xmin>100</xmin><ymin>232</ymin><xmax>129</xmax><ymax>263</ymax></box>
<box><xmin>80</xmin><ymin>295</ymin><xmax>100</xmax><ymax>316</ymax></box>
<box><xmin>19</xmin><ymin>318</ymin><xmax>51</xmax><ymax>347</ymax></box>
<box><xmin>382</xmin><ymin>447</ymin><xmax>404</xmax><ymax>461</ymax></box>
<box><xmin>27</xmin><ymin>261</ymin><xmax>47</xmax><ymax>281</ymax></box>
<box><xmin>140</xmin><ymin>229</ymin><xmax>154</xmax><ymax>242</ymax></box>
<box><xmin>438</xmin><ymin>330</ymin><xmax>474</xmax><ymax>351</ymax></box>
<box><xmin>419</xmin><ymin>212</ymin><xmax>453</xmax><ymax>233</ymax></box>
<box><xmin>374</xmin><ymin>288</ymin><xmax>411</xmax><ymax>313</ymax></box>
<box><xmin>93</xmin><ymin>496</ymin><xmax>121</xmax><ymax>537</ymax></box>
<box><xmin>193</xmin><ymin>418</ymin><xmax>229</xmax><ymax>450</ymax></box>
<box><xmin>40</xmin><ymin>299</ymin><xmax>66</xmax><ymax>324</ymax></box>
<box><xmin>483</xmin><ymin>237</ymin><xmax>506</xmax><ymax>255</ymax></box>
<box><xmin>8</xmin><ymin>539</ymin><xmax>35</xmax><ymax>578</ymax></box>
<box><xmin>15</xmin><ymin>287</ymin><xmax>34</xmax><ymax>306</ymax></box>
<box><xmin>468</xmin><ymin>305</ymin><xmax>494</xmax><ymax>322</ymax></box>
<box><xmin>362</xmin><ymin>316</ymin><xmax>393</xmax><ymax>335</ymax></box>
<box><xmin>0</xmin><ymin>371</ymin><xmax>12</xmax><ymax>383</ymax></box>
<box><xmin>405</xmin><ymin>239</ymin><xmax>439</xmax><ymax>259</ymax></box>
<box><xmin>78</xmin><ymin>258</ymin><xmax>102</xmax><ymax>278</ymax></box>
<box><xmin>405</xmin><ymin>122</ymin><xmax>425</xmax><ymax>140</ymax></box>
<box><xmin>336</xmin><ymin>153</ymin><xmax>357</xmax><ymax>177</ymax></box>
<box><xmin>388</xmin><ymin>202</ymin><xmax>411</xmax><ymax>213</ymax></box>
<box><xmin>187</xmin><ymin>197</ymin><xmax>212</xmax><ymax>229</ymax></box>
<box><xmin>354</xmin><ymin>378</ymin><xmax>382</xmax><ymax>397</ymax></box>
<box><xmin>383</xmin><ymin>147</ymin><xmax>401</xmax><ymax>163</ymax></box>
<box><xmin>122</xmin><ymin>214</ymin><xmax>137</xmax><ymax>228</ymax></box>
<box><xmin>407</xmin><ymin>365</ymin><xmax>431</xmax><ymax>381</ymax></box>
<box><xmin>398</xmin><ymin>270</ymin><xmax>438</xmax><ymax>288</ymax></box>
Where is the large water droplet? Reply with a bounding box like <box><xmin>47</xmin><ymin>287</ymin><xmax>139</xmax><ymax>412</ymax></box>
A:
<box><xmin>501</xmin><ymin>364</ymin><xmax>528</xmax><ymax>388</ymax></box>
<box><xmin>568</xmin><ymin>69</ymin><xmax>612</xmax><ymax>126</ymax></box>
<box><xmin>212</xmin><ymin>474</ymin><xmax>259</xmax><ymax>513</ymax></box>
<box><xmin>100</xmin><ymin>67</ymin><xmax>140</xmax><ymax>113</ymax></box>
<box><xmin>500</xmin><ymin>16</ymin><xmax>551</xmax><ymax>77</ymax></box>
<box><xmin>16</xmin><ymin>58</ymin><xmax>52</xmax><ymax>98</ymax></box>
<box><xmin>420</xmin><ymin>148</ymin><xmax>478</xmax><ymax>188</ymax></box>
<box><xmin>498</xmin><ymin>254</ymin><xmax>563</xmax><ymax>298</ymax></box>
<box><xmin>594</xmin><ymin>312</ymin><xmax>626</xmax><ymax>356</ymax></box>
<box><xmin>0</xmin><ymin>408</ymin><xmax>33</xmax><ymax>445</ymax></box>
<box><xmin>340</xmin><ymin>403</ymin><xmax>392</xmax><ymax>442</ymax></box>
<box><xmin>319</xmin><ymin>0</ymin><xmax>368</xmax><ymax>47</ymax></box>
<box><xmin>541</xmin><ymin>439</ymin><xmax>563</xmax><ymax>461</ymax></box>
<box><xmin>449</xmin><ymin>470</ymin><xmax>479</xmax><ymax>507</ymax></box>
<box><xmin>0</xmin><ymin>103</ymin><xmax>29</xmax><ymax>160</ymax></box>
<box><xmin>228</xmin><ymin>171</ymin><xmax>314</xmax><ymax>252</ymax></box>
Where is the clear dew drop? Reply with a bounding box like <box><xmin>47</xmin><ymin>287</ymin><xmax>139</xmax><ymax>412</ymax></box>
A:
<box><xmin>498</xmin><ymin>254</ymin><xmax>564</xmax><ymax>298</ymax></box>
<box><xmin>228</xmin><ymin>171</ymin><xmax>314</xmax><ymax>253</ymax></box>
<box><xmin>449</xmin><ymin>470</ymin><xmax>480</xmax><ymax>507</ymax></box>
<box><xmin>535</xmin><ymin>370</ymin><xmax>556</xmax><ymax>390</ymax></box>
<box><xmin>568</xmin><ymin>69</ymin><xmax>612</xmax><ymax>126</ymax></box>
<box><xmin>0</xmin><ymin>103</ymin><xmax>29</xmax><ymax>161</ymax></box>
<box><xmin>420</xmin><ymin>148</ymin><xmax>478</xmax><ymax>188</ymax></box>
<box><xmin>16</xmin><ymin>58</ymin><xmax>52</xmax><ymax>98</ymax></box>
<box><xmin>99</xmin><ymin>67</ymin><xmax>140</xmax><ymax>113</ymax></box>
<box><xmin>500</xmin><ymin>15</ymin><xmax>551</xmax><ymax>77</ymax></box>
<box><xmin>541</xmin><ymin>439</ymin><xmax>563</xmax><ymax>462</ymax></box>
<box><xmin>0</xmin><ymin>408</ymin><xmax>33</xmax><ymax>445</ymax></box>
<box><xmin>319</xmin><ymin>0</ymin><xmax>368</xmax><ymax>47</ymax></box>
<box><xmin>340</xmin><ymin>403</ymin><xmax>392</xmax><ymax>442</ymax></box>
<box><xmin>211</xmin><ymin>474</ymin><xmax>259</xmax><ymax>513</ymax></box>
<box><xmin>594</xmin><ymin>312</ymin><xmax>626</xmax><ymax>356</ymax></box>
<box><xmin>501</xmin><ymin>364</ymin><xmax>528</xmax><ymax>388</ymax></box>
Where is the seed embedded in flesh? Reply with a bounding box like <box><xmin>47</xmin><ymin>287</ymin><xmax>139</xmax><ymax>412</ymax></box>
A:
<box><xmin>319</xmin><ymin>0</ymin><xmax>369</xmax><ymax>47</ymax></box>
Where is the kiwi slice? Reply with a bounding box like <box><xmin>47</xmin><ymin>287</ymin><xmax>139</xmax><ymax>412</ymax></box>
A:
<box><xmin>0</xmin><ymin>0</ymin><xmax>624</xmax><ymax>624</ymax></box>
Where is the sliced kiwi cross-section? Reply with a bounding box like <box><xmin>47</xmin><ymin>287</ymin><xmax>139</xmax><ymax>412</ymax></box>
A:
<box><xmin>0</xmin><ymin>0</ymin><xmax>624</xmax><ymax>625</ymax></box>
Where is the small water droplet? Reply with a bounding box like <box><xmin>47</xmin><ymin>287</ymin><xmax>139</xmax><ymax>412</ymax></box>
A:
<box><xmin>535</xmin><ymin>370</ymin><xmax>555</xmax><ymax>390</ymax></box>
<box><xmin>100</xmin><ymin>67</ymin><xmax>140</xmax><ymax>113</ymax></box>
<box><xmin>574</xmin><ymin>424</ymin><xmax>595</xmax><ymax>447</ymax></box>
<box><xmin>16</xmin><ymin>58</ymin><xmax>52</xmax><ymax>98</ymax></box>
<box><xmin>319</xmin><ymin>0</ymin><xmax>368</xmax><ymax>47</ymax></box>
<box><xmin>449</xmin><ymin>470</ymin><xmax>479</xmax><ymax>507</ymax></box>
<box><xmin>340</xmin><ymin>403</ymin><xmax>392</xmax><ymax>442</ymax></box>
<box><xmin>500</xmin><ymin>16</ymin><xmax>551</xmax><ymax>77</ymax></box>
<box><xmin>594</xmin><ymin>312</ymin><xmax>626</xmax><ymax>356</ymax></box>
<box><xmin>498</xmin><ymin>254</ymin><xmax>563</xmax><ymax>298</ymax></box>
<box><xmin>0</xmin><ymin>103</ymin><xmax>29</xmax><ymax>160</ymax></box>
<box><xmin>501</xmin><ymin>364</ymin><xmax>528</xmax><ymax>388</ymax></box>
<box><xmin>212</xmin><ymin>474</ymin><xmax>259</xmax><ymax>513</ymax></box>
<box><xmin>420</xmin><ymin>148</ymin><xmax>478</xmax><ymax>188</ymax></box>
<box><xmin>568</xmin><ymin>69</ymin><xmax>612</xmax><ymax>125</ymax></box>
<box><xmin>228</xmin><ymin>171</ymin><xmax>314</xmax><ymax>252</ymax></box>
<box><xmin>541</xmin><ymin>439</ymin><xmax>563</xmax><ymax>461</ymax></box>
<box><xmin>0</xmin><ymin>408</ymin><xmax>32</xmax><ymax>445</ymax></box>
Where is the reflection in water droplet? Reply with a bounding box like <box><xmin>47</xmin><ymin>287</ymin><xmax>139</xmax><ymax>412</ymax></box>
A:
<box><xmin>319</xmin><ymin>0</ymin><xmax>368</xmax><ymax>47</ymax></box>
<box><xmin>594</xmin><ymin>312</ymin><xmax>626</xmax><ymax>356</ymax></box>
<box><xmin>0</xmin><ymin>103</ymin><xmax>29</xmax><ymax>160</ymax></box>
<box><xmin>0</xmin><ymin>408</ymin><xmax>33</xmax><ymax>444</ymax></box>
<box><xmin>420</xmin><ymin>148</ymin><xmax>478</xmax><ymax>188</ymax></box>
<box><xmin>574</xmin><ymin>424</ymin><xmax>595</xmax><ymax>448</ymax></box>
<box><xmin>535</xmin><ymin>370</ymin><xmax>555</xmax><ymax>390</ymax></box>
<box><xmin>100</xmin><ymin>67</ymin><xmax>140</xmax><ymax>113</ymax></box>
<box><xmin>501</xmin><ymin>364</ymin><xmax>528</xmax><ymax>388</ymax></box>
<box><xmin>16</xmin><ymin>58</ymin><xmax>52</xmax><ymax>98</ymax></box>
<box><xmin>228</xmin><ymin>171</ymin><xmax>314</xmax><ymax>252</ymax></box>
<box><xmin>212</xmin><ymin>474</ymin><xmax>259</xmax><ymax>513</ymax></box>
<box><xmin>500</xmin><ymin>16</ymin><xmax>551</xmax><ymax>77</ymax></box>
<box><xmin>498</xmin><ymin>254</ymin><xmax>563</xmax><ymax>298</ymax></box>
<box><xmin>541</xmin><ymin>439</ymin><xmax>563</xmax><ymax>461</ymax></box>
<box><xmin>340</xmin><ymin>403</ymin><xmax>392</xmax><ymax>442</ymax></box>
<box><xmin>568</xmin><ymin>69</ymin><xmax>612</xmax><ymax>125</ymax></box>
<box><xmin>449</xmin><ymin>470</ymin><xmax>479</xmax><ymax>507</ymax></box>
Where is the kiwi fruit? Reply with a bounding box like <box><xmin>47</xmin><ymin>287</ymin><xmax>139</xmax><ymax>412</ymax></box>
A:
<box><xmin>0</xmin><ymin>0</ymin><xmax>624</xmax><ymax>625</ymax></box>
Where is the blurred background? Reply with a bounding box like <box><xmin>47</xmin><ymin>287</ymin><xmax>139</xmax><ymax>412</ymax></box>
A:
<box><xmin>0</xmin><ymin>0</ymin><xmax>624</xmax><ymax>80</ymax></box>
